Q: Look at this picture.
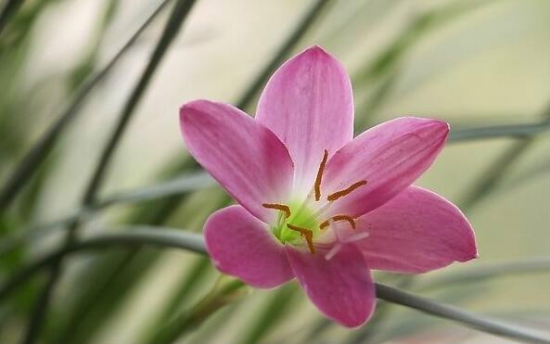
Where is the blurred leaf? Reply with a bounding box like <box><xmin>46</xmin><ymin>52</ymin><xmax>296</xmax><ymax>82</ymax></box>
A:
<box><xmin>0</xmin><ymin>0</ymin><xmax>24</xmax><ymax>36</ymax></box>
<box><xmin>146</xmin><ymin>279</ymin><xmax>246</xmax><ymax>344</ymax></box>
<box><xmin>459</xmin><ymin>103</ymin><xmax>550</xmax><ymax>211</ymax></box>
<box><xmin>416</xmin><ymin>256</ymin><xmax>550</xmax><ymax>292</ymax></box>
<box><xmin>353</xmin><ymin>0</ymin><xmax>495</xmax><ymax>124</ymax></box>
<box><xmin>141</xmin><ymin>256</ymin><xmax>213</xmax><ymax>342</ymax></box>
<box><xmin>449</xmin><ymin>118</ymin><xmax>550</xmax><ymax>143</ymax></box>
<box><xmin>0</xmin><ymin>0</ymin><xmax>173</xmax><ymax>209</ymax></box>
<box><xmin>238</xmin><ymin>285</ymin><xmax>300</xmax><ymax>344</ymax></box>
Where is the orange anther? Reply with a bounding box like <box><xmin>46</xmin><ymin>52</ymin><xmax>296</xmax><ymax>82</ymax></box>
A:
<box><xmin>287</xmin><ymin>224</ymin><xmax>315</xmax><ymax>254</ymax></box>
<box><xmin>314</xmin><ymin>150</ymin><xmax>329</xmax><ymax>201</ymax></box>
<box><xmin>319</xmin><ymin>215</ymin><xmax>356</xmax><ymax>230</ymax></box>
<box><xmin>327</xmin><ymin>180</ymin><xmax>367</xmax><ymax>202</ymax></box>
<box><xmin>262</xmin><ymin>203</ymin><xmax>291</xmax><ymax>218</ymax></box>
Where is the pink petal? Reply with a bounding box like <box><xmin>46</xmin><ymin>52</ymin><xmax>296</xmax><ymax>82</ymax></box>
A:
<box><xmin>356</xmin><ymin>186</ymin><xmax>478</xmax><ymax>273</ymax></box>
<box><xmin>286</xmin><ymin>245</ymin><xmax>376</xmax><ymax>327</ymax></box>
<box><xmin>204</xmin><ymin>205</ymin><xmax>294</xmax><ymax>288</ymax></box>
<box><xmin>256</xmin><ymin>46</ymin><xmax>354</xmax><ymax>195</ymax></box>
<box><xmin>180</xmin><ymin>100</ymin><xmax>294</xmax><ymax>223</ymax></box>
<box><xmin>322</xmin><ymin>117</ymin><xmax>449</xmax><ymax>218</ymax></box>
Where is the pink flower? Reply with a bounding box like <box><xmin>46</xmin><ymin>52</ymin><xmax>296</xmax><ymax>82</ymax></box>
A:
<box><xmin>179</xmin><ymin>46</ymin><xmax>477</xmax><ymax>327</ymax></box>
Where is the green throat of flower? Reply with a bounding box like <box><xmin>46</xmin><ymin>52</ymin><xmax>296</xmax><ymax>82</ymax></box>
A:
<box><xmin>262</xmin><ymin>150</ymin><xmax>367</xmax><ymax>254</ymax></box>
<box><xmin>263</xmin><ymin>201</ymin><xmax>321</xmax><ymax>252</ymax></box>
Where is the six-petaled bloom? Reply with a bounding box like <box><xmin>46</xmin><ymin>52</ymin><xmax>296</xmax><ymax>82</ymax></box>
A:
<box><xmin>179</xmin><ymin>46</ymin><xmax>477</xmax><ymax>327</ymax></box>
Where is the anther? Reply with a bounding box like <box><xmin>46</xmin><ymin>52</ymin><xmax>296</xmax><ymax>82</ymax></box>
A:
<box><xmin>262</xmin><ymin>203</ymin><xmax>291</xmax><ymax>218</ymax></box>
<box><xmin>327</xmin><ymin>180</ymin><xmax>368</xmax><ymax>202</ymax></box>
<box><xmin>314</xmin><ymin>150</ymin><xmax>329</xmax><ymax>201</ymax></box>
<box><xmin>287</xmin><ymin>224</ymin><xmax>315</xmax><ymax>254</ymax></box>
<box><xmin>319</xmin><ymin>215</ymin><xmax>356</xmax><ymax>230</ymax></box>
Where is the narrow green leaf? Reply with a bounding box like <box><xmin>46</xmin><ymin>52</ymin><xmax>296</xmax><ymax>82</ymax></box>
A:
<box><xmin>146</xmin><ymin>279</ymin><xmax>246</xmax><ymax>344</ymax></box>
<box><xmin>416</xmin><ymin>256</ymin><xmax>550</xmax><ymax>291</ymax></box>
<box><xmin>458</xmin><ymin>103</ymin><xmax>550</xmax><ymax>210</ymax></box>
<box><xmin>449</xmin><ymin>119</ymin><xmax>550</xmax><ymax>143</ymax></box>
<box><xmin>239</xmin><ymin>285</ymin><xmax>299</xmax><ymax>344</ymax></box>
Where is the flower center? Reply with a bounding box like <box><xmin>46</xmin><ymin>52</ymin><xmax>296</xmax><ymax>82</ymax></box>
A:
<box><xmin>262</xmin><ymin>150</ymin><xmax>367</xmax><ymax>254</ymax></box>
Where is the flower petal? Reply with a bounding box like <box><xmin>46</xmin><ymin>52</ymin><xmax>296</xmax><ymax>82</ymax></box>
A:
<box><xmin>205</xmin><ymin>205</ymin><xmax>294</xmax><ymax>288</ymax></box>
<box><xmin>180</xmin><ymin>100</ymin><xmax>294</xmax><ymax>223</ymax></box>
<box><xmin>322</xmin><ymin>117</ymin><xmax>449</xmax><ymax>218</ymax></box>
<box><xmin>286</xmin><ymin>245</ymin><xmax>375</xmax><ymax>327</ymax></box>
<box><xmin>356</xmin><ymin>186</ymin><xmax>478</xmax><ymax>273</ymax></box>
<box><xmin>256</xmin><ymin>46</ymin><xmax>354</xmax><ymax>195</ymax></box>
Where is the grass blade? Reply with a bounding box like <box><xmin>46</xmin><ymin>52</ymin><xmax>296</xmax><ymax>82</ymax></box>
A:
<box><xmin>449</xmin><ymin>119</ymin><xmax>550</xmax><ymax>143</ymax></box>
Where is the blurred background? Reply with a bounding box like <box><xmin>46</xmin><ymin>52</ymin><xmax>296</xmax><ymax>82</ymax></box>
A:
<box><xmin>1</xmin><ymin>0</ymin><xmax>550</xmax><ymax>343</ymax></box>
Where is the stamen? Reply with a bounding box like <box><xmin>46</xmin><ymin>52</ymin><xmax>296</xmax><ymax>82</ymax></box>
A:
<box><xmin>262</xmin><ymin>203</ymin><xmax>291</xmax><ymax>218</ymax></box>
<box><xmin>287</xmin><ymin>224</ymin><xmax>315</xmax><ymax>254</ymax></box>
<box><xmin>314</xmin><ymin>150</ymin><xmax>329</xmax><ymax>201</ymax></box>
<box><xmin>327</xmin><ymin>180</ymin><xmax>368</xmax><ymax>202</ymax></box>
<box><xmin>319</xmin><ymin>215</ymin><xmax>356</xmax><ymax>230</ymax></box>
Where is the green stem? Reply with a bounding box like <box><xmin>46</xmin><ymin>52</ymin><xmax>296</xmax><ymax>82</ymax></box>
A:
<box><xmin>2</xmin><ymin>229</ymin><xmax>550</xmax><ymax>344</ymax></box>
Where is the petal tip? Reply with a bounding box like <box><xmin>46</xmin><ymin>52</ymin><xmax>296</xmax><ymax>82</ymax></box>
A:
<box><xmin>297</xmin><ymin>45</ymin><xmax>340</xmax><ymax>64</ymax></box>
<box><xmin>304</xmin><ymin>44</ymin><xmax>328</xmax><ymax>55</ymax></box>
<box><xmin>179</xmin><ymin>99</ymin><xmax>210</xmax><ymax>123</ymax></box>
